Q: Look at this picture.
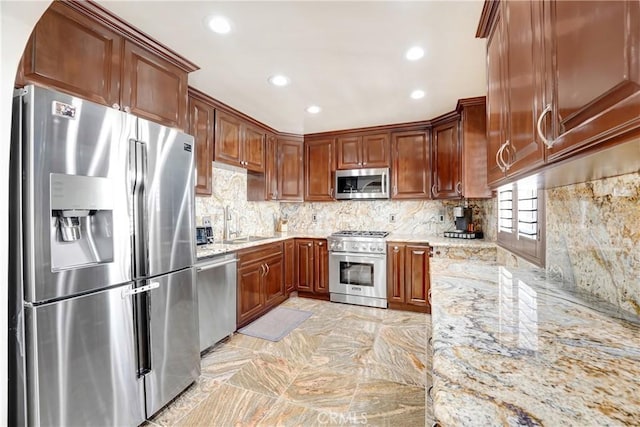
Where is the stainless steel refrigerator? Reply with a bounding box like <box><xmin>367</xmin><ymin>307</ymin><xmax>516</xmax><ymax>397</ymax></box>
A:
<box><xmin>9</xmin><ymin>85</ymin><xmax>200</xmax><ymax>426</ymax></box>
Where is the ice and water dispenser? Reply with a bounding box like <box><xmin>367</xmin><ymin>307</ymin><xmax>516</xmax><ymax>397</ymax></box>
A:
<box><xmin>50</xmin><ymin>173</ymin><xmax>115</xmax><ymax>270</ymax></box>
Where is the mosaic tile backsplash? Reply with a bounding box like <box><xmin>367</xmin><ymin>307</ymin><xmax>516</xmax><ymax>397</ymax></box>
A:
<box><xmin>545</xmin><ymin>171</ymin><xmax>640</xmax><ymax>316</ymax></box>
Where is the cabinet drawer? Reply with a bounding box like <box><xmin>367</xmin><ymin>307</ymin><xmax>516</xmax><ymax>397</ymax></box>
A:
<box><xmin>238</xmin><ymin>242</ymin><xmax>284</xmax><ymax>267</ymax></box>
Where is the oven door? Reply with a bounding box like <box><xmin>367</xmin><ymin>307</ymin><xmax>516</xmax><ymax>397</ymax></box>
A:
<box><xmin>329</xmin><ymin>252</ymin><xmax>387</xmax><ymax>300</ymax></box>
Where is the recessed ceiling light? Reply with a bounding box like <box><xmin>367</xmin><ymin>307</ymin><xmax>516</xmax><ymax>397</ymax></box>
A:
<box><xmin>306</xmin><ymin>105</ymin><xmax>321</xmax><ymax>114</ymax></box>
<box><xmin>207</xmin><ymin>16</ymin><xmax>231</xmax><ymax>34</ymax></box>
<box><xmin>268</xmin><ymin>75</ymin><xmax>290</xmax><ymax>87</ymax></box>
<box><xmin>405</xmin><ymin>46</ymin><xmax>425</xmax><ymax>61</ymax></box>
<box><xmin>410</xmin><ymin>90</ymin><xmax>425</xmax><ymax>100</ymax></box>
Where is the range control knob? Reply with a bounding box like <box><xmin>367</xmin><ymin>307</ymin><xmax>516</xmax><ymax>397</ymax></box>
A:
<box><xmin>377</xmin><ymin>246</ymin><xmax>383</xmax><ymax>252</ymax></box>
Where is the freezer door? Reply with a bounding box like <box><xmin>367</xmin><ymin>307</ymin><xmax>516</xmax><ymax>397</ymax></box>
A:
<box><xmin>135</xmin><ymin>119</ymin><xmax>195</xmax><ymax>279</ymax></box>
<box><xmin>17</xmin><ymin>85</ymin><xmax>134</xmax><ymax>303</ymax></box>
<box><xmin>144</xmin><ymin>268</ymin><xmax>200</xmax><ymax>417</ymax></box>
<box><xmin>24</xmin><ymin>284</ymin><xmax>145</xmax><ymax>426</ymax></box>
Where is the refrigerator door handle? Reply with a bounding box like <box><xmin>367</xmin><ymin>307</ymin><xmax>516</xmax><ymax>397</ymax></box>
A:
<box><xmin>131</xmin><ymin>140</ymin><xmax>149</xmax><ymax>278</ymax></box>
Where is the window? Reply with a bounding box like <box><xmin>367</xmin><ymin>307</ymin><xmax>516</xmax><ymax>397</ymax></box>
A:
<box><xmin>497</xmin><ymin>176</ymin><xmax>545</xmax><ymax>266</ymax></box>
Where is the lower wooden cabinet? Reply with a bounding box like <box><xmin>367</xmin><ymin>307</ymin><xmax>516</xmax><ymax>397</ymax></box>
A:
<box><xmin>284</xmin><ymin>239</ymin><xmax>296</xmax><ymax>294</ymax></box>
<box><xmin>387</xmin><ymin>242</ymin><xmax>431</xmax><ymax>313</ymax></box>
<box><xmin>294</xmin><ymin>239</ymin><xmax>329</xmax><ymax>298</ymax></box>
<box><xmin>236</xmin><ymin>242</ymin><xmax>286</xmax><ymax>328</ymax></box>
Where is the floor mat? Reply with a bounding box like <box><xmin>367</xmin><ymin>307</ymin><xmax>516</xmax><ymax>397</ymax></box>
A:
<box><xmin>237</xmin><ymin>307</ymin><xmax>313</xmax><ymax>342</ymax></box>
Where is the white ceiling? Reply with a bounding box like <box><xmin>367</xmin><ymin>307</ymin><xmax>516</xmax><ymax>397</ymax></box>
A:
<box><xmin>97</xmin><ymin>1</ymin><xmax>487</xmax><ymax>134</ymax></box>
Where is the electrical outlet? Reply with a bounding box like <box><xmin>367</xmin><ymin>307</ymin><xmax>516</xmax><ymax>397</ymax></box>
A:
<box><xmin>389</xmin><ymin>214</ymin><xmax>396</xmax><ymax>223</ymax></box>
<box><xmin>202</xmin><ymin>216</ymin><xmax>212</xmax><ymax>226</ymax></box>
<box><xmin>312</xmin><ymin>214</ymin><xmax>317</xmax><ymax>223</ymax></box>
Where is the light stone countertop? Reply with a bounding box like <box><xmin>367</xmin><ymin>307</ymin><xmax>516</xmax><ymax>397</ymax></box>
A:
<box><xmin>429</xmin><ymin>258</ymin><xmax>640</xmax><ymax>426</ymax></box>
<box><xmin>196</xmin><ymin>232</ymin><xmax>496</xmax><ymax>260</ymax></box>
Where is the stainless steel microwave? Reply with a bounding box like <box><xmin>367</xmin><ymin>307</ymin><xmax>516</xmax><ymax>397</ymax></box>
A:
<box><xmin>335</xmin><ymin>168</ymin><xmax>389</xmax><ymax>200</ymax></box>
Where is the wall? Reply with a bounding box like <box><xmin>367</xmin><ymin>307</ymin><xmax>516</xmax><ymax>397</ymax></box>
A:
<box><xmin>545</xmin><ymin>171</ymin><xmax>640</xmax><ymax>316</ymax></box>
<box><xmin>281</xmin><ymin>199</ymin><xmax>495</xmax><ymax>237</ymax></box>
<box><xmin>195</xmin><ymin>164</ymin><xmax>496</xmax><ymax>241</ymax></box>
<box><xmin>1</xmin><ymin>2</ymin><xmax>51</xmax><ymax>423</ymax></box>
<box><xmin>195</xmin><ymin>163</ymin><xmax>280</xmax><ymax>240</ymax></box>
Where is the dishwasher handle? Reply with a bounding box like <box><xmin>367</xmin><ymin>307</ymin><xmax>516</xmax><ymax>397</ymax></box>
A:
<box><xmin>196</xmin><ymin>258</ymin><xmax>238</xmax><ymax>272</ymax></box>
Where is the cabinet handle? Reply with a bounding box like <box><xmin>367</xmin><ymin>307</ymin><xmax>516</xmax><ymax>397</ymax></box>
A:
<box><xmin>124</xmin><ymin>106</ymin><xmax>131</xmax><ymax>113</ymax></box>
<box><xmin>496</xmin><ymin>141</ymin><xmax>510</xmax><ymax>172</ymax></box>
<box><xmin>261</xmin><ymin>264</ymin><xmax>267</xmax><ymax>276</ymax></box>
<box><xmin>265</xmin><ymin>263</ymin><xmax>270</xmax><ymax>275</ymax></box>
<box><xmin>112</xmin><ymin>103</ymin><xmax>120</xmax><ymax>110</ymax></box>
<box><xmin>456</xmin><ymin>182</ymin><xmax>462</xmax><ymax>195</ymax></box>
<box><xmin>330</xmin><ymin>188</ymin><xmax>334</xmax><ymax>198</ymax></box>
<box><xmin>428</xmin><ymin>289</ymin><xmax>432</xmax><ymax>304</ymax></box>
<box><xmin>393</xmin><ymin>185</ymin><xmax>397</xmax><ymax>196</ymax></box>
<box><xmin>431</xmin><ymin>183</ymin><xmax>437</xmax><ymax>197</ymax></box>
<box><xmin>537</xmin><ymin>104</ymin><xmax>554</xmax><ymax>149</ymax></box>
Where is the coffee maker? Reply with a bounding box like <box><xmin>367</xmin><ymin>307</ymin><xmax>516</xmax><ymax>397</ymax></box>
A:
<box><xmin>453</xmin><ymin>206</ymin><xmax>472</xmax><ymax>232</ymax></box>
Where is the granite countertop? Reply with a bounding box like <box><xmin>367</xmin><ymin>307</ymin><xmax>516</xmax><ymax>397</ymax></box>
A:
<box><xmin>196</xmin><ymin>232</ymin><xmax>496</xmax><ymax>260</ymax></box>
<box><xmin>430</xmin><ymin>258</ymin><xmax>640</xmax><ymax>426</ymax></box>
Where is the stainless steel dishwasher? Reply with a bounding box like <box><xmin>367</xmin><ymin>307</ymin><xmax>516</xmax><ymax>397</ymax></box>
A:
<box><xmin>196</xmin><ymin>253</ymin><xmax>237</xmax><ymax>352</ymax></box>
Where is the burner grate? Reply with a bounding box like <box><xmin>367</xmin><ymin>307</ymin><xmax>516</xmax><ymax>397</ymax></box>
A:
<box><xmin>332</xmin><ymin>230</ymin><xmax>389</xmax><ymax>238</ymax></box>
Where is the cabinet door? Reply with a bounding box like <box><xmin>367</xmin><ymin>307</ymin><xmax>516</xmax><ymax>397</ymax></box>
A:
<box><xmin>20</xmin><ymin>2</ymin><xmax>121</xmax><ymax>108</ymax></box>
<box><xmin>313</xmin><ymin>240</ymin><xmax>329</xmax><ymax>294</ymax></box>
<box><xmin>546</xmin><ymin>1</ymin><xmax>640</xmax><ymax>160</ymax></box>
<box><xmin>237</xmin><ymin>262</ymin><xmax>265</xmax><ymax>327</ymax></box>
<box><xmin>284</xmin><ymin>240</ymin><xmax>296</xmax><ymax>294</ymax></box>
<box><xmin>295</xmin><ymin>240</ymin><xmax>314</xmax><ymax>292</ymax></box>
<box><xmin>215</xmin><ymin>111</ymin><xmax>243</xmax><ymax>167</ymax></box>
<box><xmin>404</xmin><ymin>245</ymin><xmax>430</xmax><ymax>309</ymax></box>
<box><xmin>336</xmin><ymin>135</ymin><xmax>361</xmax><ymax>169</ymax></box>
<box><xmin>263</xmin><ymin>255</ymin><xmax>285</xmax><ymax>307</ymax></box>
<box><xmin>391</xmin><ymin>131</ymin><xmax>430</xmax><ymax>199</ymax></box>
<box><xmin>387</xmin><ymin>243</ymin><xmax>405</xmax><ymax>304</ymax></box>
<box><xmin>486</xmin><ymin>10</ymin><xmax>508</xmax><ymax>186</ymax></box>
<box><xmin>278</xmin><ymin>138</ymin><xmax>304</xmax><ymax>201</ymax></box>
<box><xmin>189</xmin><ymin>97</ymin><xmax>214</xmax><ymax>196</ymax></box>
<box><xmin>503</xmin><ymin>0</ymin><xmax>546</xmax><ymax>176</ymax></box>
<box><xmin>243</xmin><ymin>125</ymin><xmax>265</xmax><ymax>173</ymax></box>
<box><xmin>431</xmin><ymin>119</ymin><xmax>461</xmax><ymax>199</ymax></box>
<box><xmin>362</xmin><ymin>133</ymin><xmax>390</xmax><ymax>168</ymax></box>
<box><xmin>305</xmin><ymin>138</ymin><xmax>335</xmax><ymax>201</ymax></box>
<box><xmin>265</xmin><ymin>134</ymin><xmax>278</xmax><ymax>200</ymax></box>
<box><xmin>121</xmin><ymin>41</ymin><xmax>188</xmax><ymax>130</ymax></box>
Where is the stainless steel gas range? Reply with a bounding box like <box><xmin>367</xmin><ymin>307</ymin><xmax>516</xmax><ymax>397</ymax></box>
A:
<box><xmin>328</xmin><ymin>230</ymin><xmax>389</xmax><ymax>308</ymax></box>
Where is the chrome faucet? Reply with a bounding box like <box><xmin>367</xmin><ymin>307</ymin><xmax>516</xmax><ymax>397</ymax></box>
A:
<box><xmin>224</xmin><ymin>205</ymin><xmax>239</xmax><ymax>240</ymax></box>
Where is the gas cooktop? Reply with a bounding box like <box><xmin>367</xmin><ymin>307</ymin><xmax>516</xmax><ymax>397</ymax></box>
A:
<box><xmin>331</xmin><ymin>230</ymin><xmax>390</xmax><ymax>238</ymax></box>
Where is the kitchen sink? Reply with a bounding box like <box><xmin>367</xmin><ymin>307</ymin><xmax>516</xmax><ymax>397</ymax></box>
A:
<box><xmin>222</xmin><ymin>236</ymin><xmax>273</xmax><ymax>244</ymax></box>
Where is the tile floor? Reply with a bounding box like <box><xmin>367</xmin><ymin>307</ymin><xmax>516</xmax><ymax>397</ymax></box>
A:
<box><xmin>146</xmin><ymin>296</ymin><xmax>433</xmax><ymax>426</ymax></box>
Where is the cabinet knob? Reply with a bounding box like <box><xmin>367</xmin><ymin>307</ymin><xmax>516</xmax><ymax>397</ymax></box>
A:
<box><xmin>318</xmin><ymin>242</ymin><xmax>323</xmax><ymax>246</ymax></box>
<box><xmin>358</xmin><ymin>162</ymin><xmax>362</xmax><ymax>166</ymax></box>
<box><xmin>308</xmin><ymin>243</ymin><xmax>312</xmax><ymax>247</ymax></box>
<box><xmin>393</xmin><ymin>246</ymin><xmax>399</xmax><ymax>252</ymax></box>
<box><xmin>124</xmin><ymin>106</ymin><xmax>131</xmax><ymax>113</ymax></box>
<box><xmin>112</xmin><ymin>103</ymin><xmax>120</xmax><ymax>110</ymax></box>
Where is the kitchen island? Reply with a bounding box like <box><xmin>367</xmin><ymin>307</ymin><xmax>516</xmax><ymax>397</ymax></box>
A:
<box><xmin>430</xmin><ymin>258</ymin><xmax>640</xmax><ymax>426</ymax></box>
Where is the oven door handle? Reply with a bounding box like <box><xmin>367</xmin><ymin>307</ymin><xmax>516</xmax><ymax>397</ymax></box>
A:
<box><xmin>329</xmin><ymin>251</ymin><xmax>386</xmax><ymax>260</ymax></box>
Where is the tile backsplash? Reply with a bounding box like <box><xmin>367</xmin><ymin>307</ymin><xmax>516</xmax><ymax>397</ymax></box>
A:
<box><xmin>196</xmin><ymin>163</ymin><xmax>495</xmax><ymax>241</ymax></box>
<box><xmin>545</xmin><ymin>171</ymin><xmax>640</xmax><ymax>316</ymax></box>
<box><xmin>195</xmin><ymin>163</ymin><xmax>279</xmax><ymax>240</ymax></box>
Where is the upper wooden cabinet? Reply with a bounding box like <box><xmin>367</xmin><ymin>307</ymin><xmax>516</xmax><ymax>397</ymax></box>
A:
<box><xmin>544</xmin><ymin>1</ymin><xmax>640</xmax><ymax>160</ymax></box>
<box><xmin>17</xmin><ymin>1</ymin><xmax>197</xmax><ymax>131</ymax></box>
<box><xmin>304</xmin><ymin>138</ymin><xmax>335</xmax><ymax>201</ymax></box>
<box><xmin>248</xmin><ymin>135</ymin><xmax>303</xmax><ymax>201</ymax></box>
<box><xmin>431</xmin><ymin>98</ymin><xmax>491</xmax><ymax>199</ymax></box>
<box><xmin>336</xmin><ymin>132</ymin><xmax>390</xmax><ymax>169</ymax></box>
<box><xmin>478</xmin><ymin>0</ymin><xmax>640</xmax><ymax>186</ymax></box>
<box><xmin>188</xmin><ymin>92</ymin><xmax>215</xmax><ymax>196</ymax></box>
<box><xmin>390</xmin><ymin>130</ymin><xmax>430</xmax><ymax>199</ymax></box>
<box><xmin>430</xmin><ymin>116</ymin><xmax>461</xmax><ymax>199</ymax></box>
<box><xmin>215</xmin><ymin>110</ymin><xmax>265</xmax><ymax>173</ymax></box>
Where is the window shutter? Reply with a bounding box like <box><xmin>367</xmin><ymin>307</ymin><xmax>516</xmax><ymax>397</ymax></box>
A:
<box><xmin>498</xmin><ymin>184</ymin><xmax>514</xmax><ymax>234</ymax></box>
<box><xmin>516</xmin><ymin>177</ymin><xmax>538</xmax><ymax>241</ymax></box>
